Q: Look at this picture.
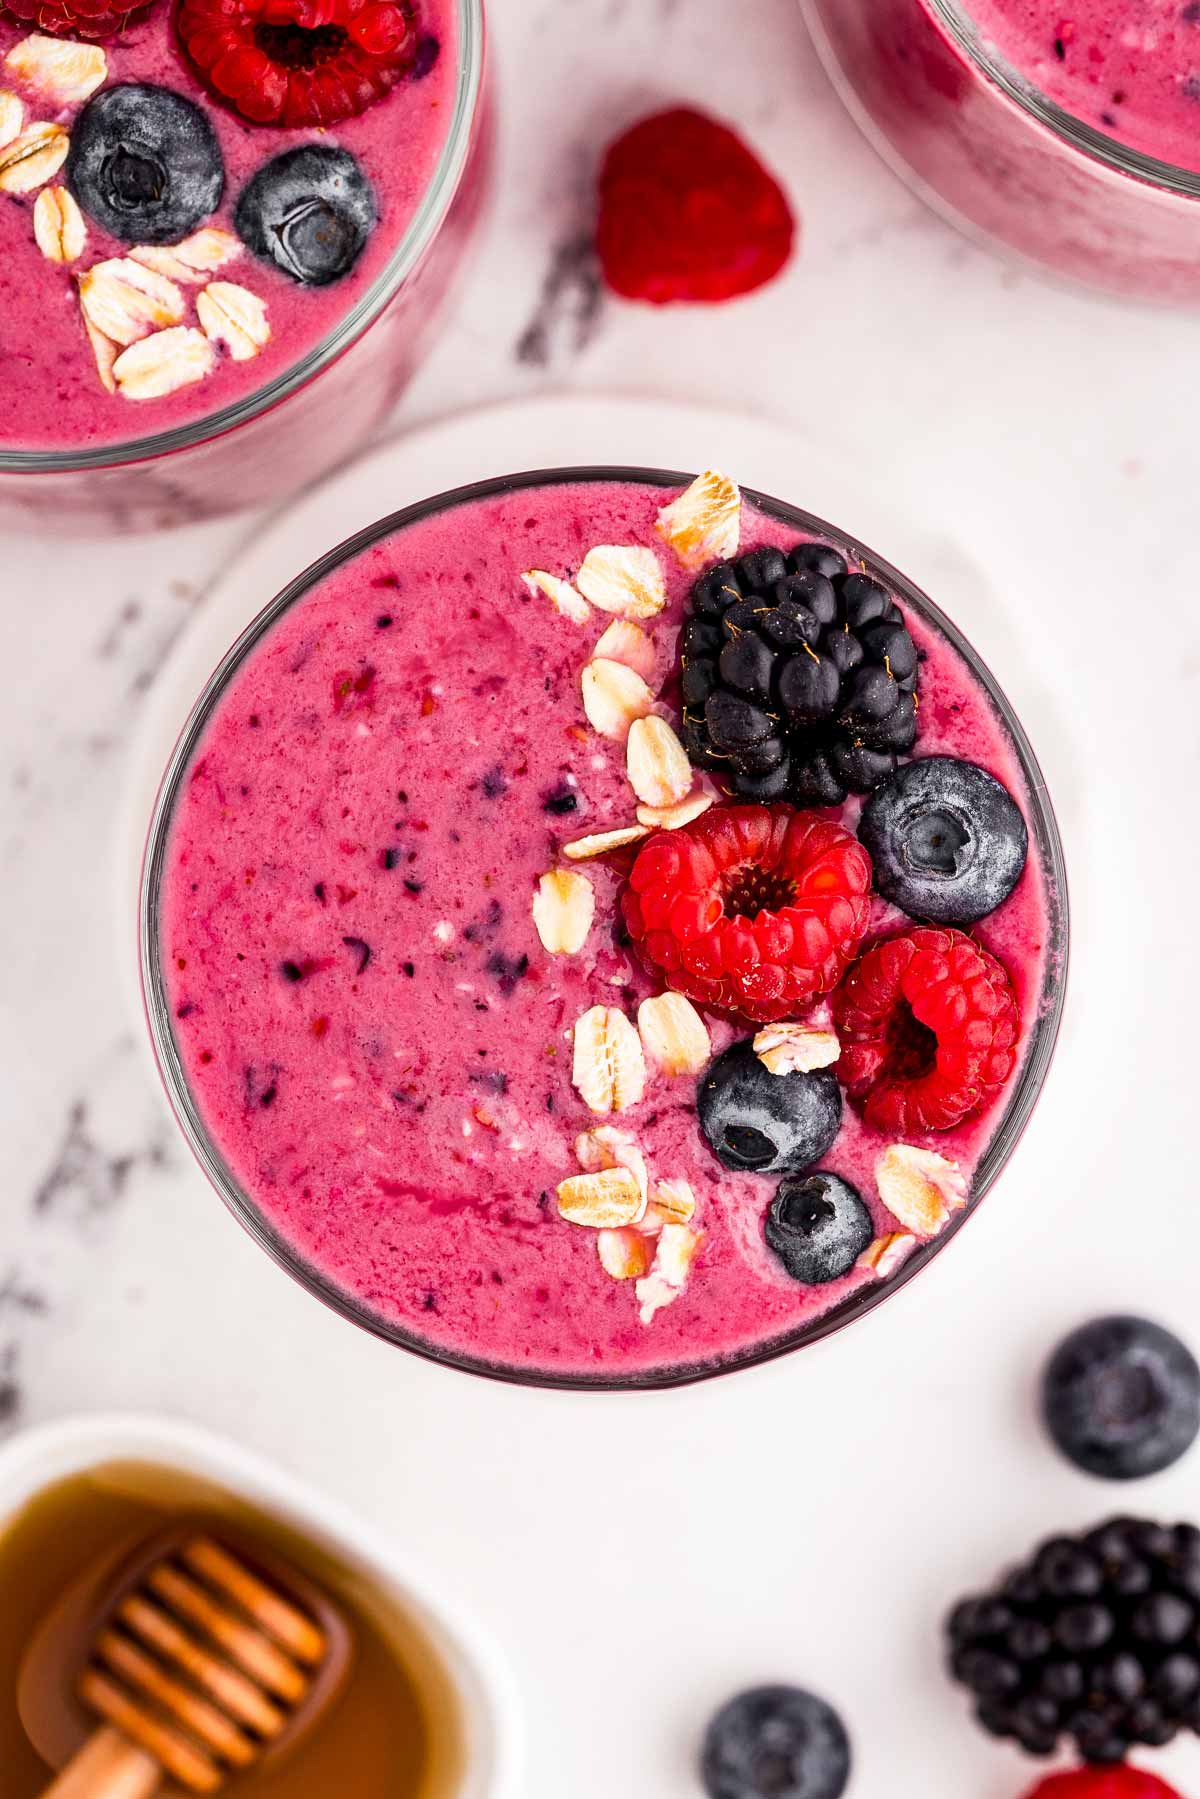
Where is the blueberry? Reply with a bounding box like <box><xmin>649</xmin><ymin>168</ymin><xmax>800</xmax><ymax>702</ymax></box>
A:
<box><xmin>236</xmin><ymin>146</ymin><xmax>377</xmax><ymax>286</ymax></box>
<box><xmin>1042</xmin><ymin>1316</ymin><xmax>1200</xmax><ymax>1480</ymax></box>
<box><xmin>765</xmin><ymin>1172</ymin><xmax>872</xmax><ymax>1284</ymax></box>
<box><xmin>66</xmin><ymin>85</ymin><xmax>224</xmax><ymax>245</ymax></box>
<box><xmin>698</xmin><ymin>1042</ymin><xmax>841</xmax><ymax>1175</ymax></box>
<box><xmin>858</xmin><ymin>756</ymin><xmax>1029</xmax><ymax>925</ymax></box>
<box><xmin>701</xmin><ymin>1686</ymin><xmax>851</xmax><ymax>1799</ymax></box>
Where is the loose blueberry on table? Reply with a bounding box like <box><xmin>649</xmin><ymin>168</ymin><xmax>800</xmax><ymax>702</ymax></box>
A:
<box><xmin>700</xmin><ymin>1685</ymin><xmax>851</xmax><ymax>1799</ymax></box>
<box><xmin>1042</xmin><ymin>1317</ymin><xmax>1200</xmax><ymax>1482</ymax></box>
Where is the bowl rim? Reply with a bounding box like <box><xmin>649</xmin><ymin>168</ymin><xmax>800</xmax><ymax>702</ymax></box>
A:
<box><xmin>0</xmin><ymin>1409</ymin><xmax>524</xmax><ymax>1798</ymax></box>
<box><xmin>138</xmin><ymin>465</ymin><xmax>1071</xmax><ymax>1392</ymax></box>
<box><xmin>0</xmin><ymin>0</ymin><xmax>485</xmax><ymax>476</ymax></box>
<box><xmin>923</xmin><ymin>0</ymin><xmax>1200</xmax><ymax>197</ymax></box>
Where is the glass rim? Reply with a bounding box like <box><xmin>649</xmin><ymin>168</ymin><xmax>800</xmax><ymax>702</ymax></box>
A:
<box><xmin>0</xmin><ymin>0</ymin><xmax>484</xmax><ymax>477</ymax></box>
<box><xmin>928</xmin><ymin>0</ymin><xmax>1200</xmax><ymax>196</ymax></box>
<box><xmin>139</xmin><ymin>464</ymin><xmax>1071</xmax><ymax>1392</ymax></box>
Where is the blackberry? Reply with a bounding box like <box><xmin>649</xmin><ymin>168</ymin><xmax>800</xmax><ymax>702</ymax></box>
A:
<box><xmin>679</xmin><ymin>544</ymin><xmax>920</xmax><ymax>806</ymax></box>
<box><xmin>947</xmin><ymin>1518</ymin><xmax>1200</xmax><ymax>1764</ymax></box>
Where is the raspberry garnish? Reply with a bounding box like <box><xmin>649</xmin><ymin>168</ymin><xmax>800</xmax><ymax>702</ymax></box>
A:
<box><xmin>1023</xmin><ymin>1772</ymin><xmax>1183</xmax><ymax>1799</ymax></box>
<box><xmin>176</xmin><ymin>0</ymin><xmax>417</xmax><ymax>127</ymax></box>
<box><xmin>597</xmin><ymin>107</ymin><xmax>796</xmax><ymax>305</ymax></box>
<box><xmin>0</xmin><ymin>0</ymin><xmax>147</xmax><ymax>37</ymax></box>
<box><xmin>833</xmin><ymin>926</ymin><xmax>1019</xmax><ymax>1133</ymax></box>
<box><xmin>621</xmin><ymin>804</ymin><xmax>872</xmax><ymax>1025</ymax></box>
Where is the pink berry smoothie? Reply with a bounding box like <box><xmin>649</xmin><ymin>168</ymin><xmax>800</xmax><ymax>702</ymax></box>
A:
<box><xmin>962</xmin><ymin>0</ymin><xmax>1200</xmax><ymax>169</ymax></box>
<box><xmin>0</xmin><ymin>0</ymin><xmax>454</xmax><ymax>454</ymax></box>
<box><xmin>803</xmin><ymin>0</ymin><xmax>1200</xmax><ymax>300</ymax></box>
<box><xmin>149</xmin><ymin>473</ymin><xmax>1064</xmax><ymax>1385</ymax></box>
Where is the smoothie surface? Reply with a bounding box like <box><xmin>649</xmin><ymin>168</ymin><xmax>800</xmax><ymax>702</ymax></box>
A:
<box><xmin>0</xmin><ymin>0</ymin><xmax>455</xmax><ymax>454</ymax></box>
<box><xmin>956</xmin><ymin>0</ymin><xmax>1200</xmax><ymax>170</ymax></box>
<box><xmin>157</xmin><ymin>476</ymin><xmax>1056</xmax><ymax>1381</ymax></box>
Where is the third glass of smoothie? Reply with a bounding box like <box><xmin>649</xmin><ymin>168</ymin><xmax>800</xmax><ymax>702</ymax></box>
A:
<box><xmin>800</xmin><ymin>0</ymin><xmax>1200</xmax><ymax>302</ymax></box>
<box><xmin>0</xmin><ymin>0</ymin><xmax>486</xmax><ymax>524</ymax></box>
<box><xmin>141</xmin><ymin>467</ymin><xmax>1068</xmax><ymax>1387</ymax></box>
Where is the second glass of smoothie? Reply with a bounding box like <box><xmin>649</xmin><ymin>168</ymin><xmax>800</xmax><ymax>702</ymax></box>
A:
<box><xmin>800</xmin><ymin>0</ymin><xmax>1200</xmax><ymax>302</ymax></box>
<box><xmin>0</xmin><ymin>0</ymin><xmax>487</xmax><ymax>524</ymax></box>
<box><xmin>141</xmin><ymin>467</ymin><xmax>1068</xmax><ymax>1388</ymax></box>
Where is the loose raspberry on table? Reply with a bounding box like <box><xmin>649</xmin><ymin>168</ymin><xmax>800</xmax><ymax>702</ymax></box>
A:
<box><xmin>833</xmin><ymin>926</ymin><xmax>1019</xmax><ymax>1133</ymax></box>
<box><xmin>0</xmin><ymin>0</ymin><xmax>148</xmax><ymax>37</ymax></box>
<box><xmin>622</xmin><ymin>804</ymin><xmax>872</xmax><ymax>1025</ymax></box>
<box><xmin>176</xmin><ymin>0</ymin><xmax>418</xmax><ymax>127</ymax></box>
<box><xmin>1023</xmin><ymin>1770</ymin><xmax>1184</xmax><ymax>1799</ymax></box>
<box><xmin>597</xmin><ymin>106</ymin><xmax>796</xmax><ymax>305</ymax></box>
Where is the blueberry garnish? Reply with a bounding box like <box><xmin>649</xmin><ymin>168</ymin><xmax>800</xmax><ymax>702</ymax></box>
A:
<box><xmin>66</xmin><ymin>85</ymin><xmax>224</xmax><ymax>245</ymax></box>
<box><xmin>701</xmin><ymin>1685</ymin><xmax>851</xmax><ymax>1799</ymax></box>
<box><xmin>698</xmin><ymin>1041</ymin><xmax>841</xmax><ymax>1176</ymax></box>
<box><xmin>858</xmin><ymin>755</ymin><xmax>1028</xmax><ymax>925</ymax></box>
<box><xmin>236</xmin><ymin>146</ymin><xmax>377</xmax><ymax>286</ymax></box>
<box><xmin>765</xmin><ymin>1173</ymin><xmax>873</xmax><ymax>1284</ymax></box>
<box><xmin>1043</xmin><ymin>1317</ymin><xmax>1200</xmax><ymax>1481</ymax></box>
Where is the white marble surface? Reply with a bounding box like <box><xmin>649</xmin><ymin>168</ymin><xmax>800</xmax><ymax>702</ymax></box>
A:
<box><xmin>4</xmin><ymin>2</ymin><xmax>1200</xmax><ymax>1796</ymax></box>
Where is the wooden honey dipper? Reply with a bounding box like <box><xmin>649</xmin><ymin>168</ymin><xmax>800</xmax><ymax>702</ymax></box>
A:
<box><xmin>37</xmin><ymin>1531</ymin><xmax>351</xmax><ymax>1799</ymax></box>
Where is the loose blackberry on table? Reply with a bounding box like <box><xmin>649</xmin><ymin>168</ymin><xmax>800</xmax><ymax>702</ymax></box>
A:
<box><xmin>680</xmin><ymin>543</ymin><xmax>921</xmax><ymax>807</ymax></box>
<box><xmin>947</xmin><ymin>1518</ymin><xmax>1200</xmax><ymax>1764</ymax></box>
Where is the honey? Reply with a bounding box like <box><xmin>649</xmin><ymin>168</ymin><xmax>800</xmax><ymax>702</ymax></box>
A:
<box><xmin>0</xmin><ymin>1460</ymin><xmax>466</xmax><ymax>1797</ymax></box>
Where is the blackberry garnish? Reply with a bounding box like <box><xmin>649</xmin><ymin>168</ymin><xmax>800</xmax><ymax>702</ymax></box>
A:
<box><xmin>680</xmin><ymin>544</ymin><xmax>920</xmax><ymax>806</ymax></box>
<box><xmin>947</xmin><ymin>1518</ymin><xmax>1200</xmax><ymax>1763</ymax></box>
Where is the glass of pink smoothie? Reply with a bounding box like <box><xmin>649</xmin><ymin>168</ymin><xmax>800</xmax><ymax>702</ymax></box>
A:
<box><xmin>0</xmin><ymin>0</ymin><xmax>486</xmax><ymax>528</ymax></box>
<box><xmin>800</xmin><ymin>0</ymin><xmax>1200</xmax><ymax>302</ymax></box>
<box><xmin>140</xmin><ymin>468</ymin><xmax>1068</xmax><ymax>1388</ymax></box>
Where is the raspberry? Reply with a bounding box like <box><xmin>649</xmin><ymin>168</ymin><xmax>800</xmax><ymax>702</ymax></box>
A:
<box><xmin>176</xmin><ymin>0</ymin><xmax>418</xmax><ymax>128</ymax></box>
<box><xmin>1024</xmin><ymin>1771</ymin><xmax>1184</xmax><ymax>1799</ymax></box>
<box><xmin>0</xmin><ymin>0</ymin><xmax>147</xmax><ymax>37</ymax></box>
<box><xmin>596</xmin><ymin>107</ymin><xmax>796</xmax><ymax>305</ymax></box>
<box><xmin>833</xmin><ymin>927</ymin><xmax>1019</xmax><ymax>1133</ymax></box>
<box><xmin>622</xmin><ymin>804</ymin><xmax>872</xmax><ymax>1025</ymax></box>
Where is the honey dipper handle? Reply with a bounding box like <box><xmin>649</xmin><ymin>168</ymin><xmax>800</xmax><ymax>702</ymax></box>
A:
<box><xmin>40</xmin><ymin>1726</ymin><xmax>162</xmax><ymax>1799</ymax></box>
